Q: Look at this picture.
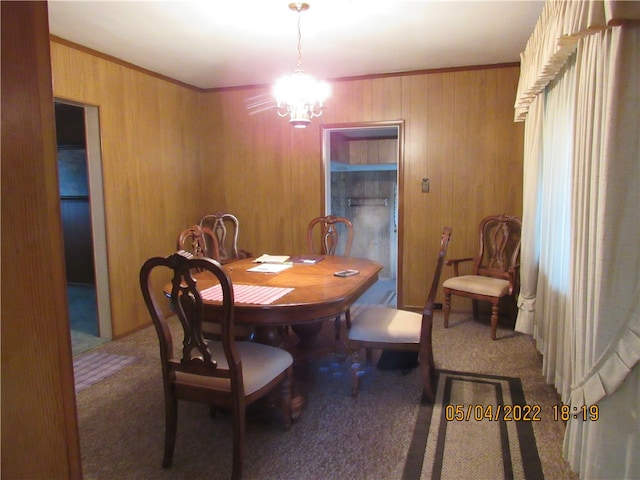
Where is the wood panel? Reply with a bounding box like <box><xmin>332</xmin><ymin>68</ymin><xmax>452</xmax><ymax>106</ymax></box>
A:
<box><xmin>1</xmin><ymin>3</ymin><xmax>81</xmax><ymax>478</ymax></box>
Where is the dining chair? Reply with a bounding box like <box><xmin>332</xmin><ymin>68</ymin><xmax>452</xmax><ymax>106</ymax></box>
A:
<box><xmin>199</xmin><ymin>212</ymin><xmax>252</xmax><ymax>264</ymax></box>
<box><xmin>306</xmin><ymin>215</ymin><xmax>355</xmax><ymax>341</ymax></box>
<box><xmin>442</xmin><ymin>214</ymin><xmax>521</xmax><ymax>340</ymax></box>
<box><xmin>348</xmin><ymin>227</ymin><xmax>452</xmax><ymax>403</ymax></box>
<box><xmin>140</xmin><ymin>251</ymin><xmax>293</xmax><ymax>479</ymax></box>
<box><xmin>176</xmin><ymin>224</ymin><xmax>220</xmax><ymax>261</ymax></box>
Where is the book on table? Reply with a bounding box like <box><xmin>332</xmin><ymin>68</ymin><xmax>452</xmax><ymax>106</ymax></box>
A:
<box><xmin>253</xmin><ymin>254</ymin><xmax>290</xmax><ymax>264</ymax></box>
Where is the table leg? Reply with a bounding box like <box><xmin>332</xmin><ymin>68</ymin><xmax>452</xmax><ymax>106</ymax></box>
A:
<box><xmin>290</xmin><ymin>320</ymin><xmax>323</xmax><ymax>348</ymax></box>
<box><xmin>252</xmin><ymin>325</ymin><xmax>284</xmax><ymax>347</ymax></box>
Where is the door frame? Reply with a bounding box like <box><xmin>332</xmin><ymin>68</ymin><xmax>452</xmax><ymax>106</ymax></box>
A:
<box><xmin>56</xmin><ymin>98</ymin><xmax>112</xmax><ymax>339</ymax></box>
<box><xmin>320</xmin><ymin>120</ymin><xmax>405</xmax><ymax>307</ymax></box>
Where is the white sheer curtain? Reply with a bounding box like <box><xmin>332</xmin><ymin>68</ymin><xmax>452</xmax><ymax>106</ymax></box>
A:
<box><xmin>514</xmin><ymin>1</ymin><xmax>640</xmax><ymax>478</ymax></box>
<box><xmin>534</xmin><ymin>58</ymin><xmax>577</xmax><ymax>400</ymax></box>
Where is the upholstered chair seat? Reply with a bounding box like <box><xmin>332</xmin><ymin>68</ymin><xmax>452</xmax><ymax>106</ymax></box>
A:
<box><xmin>442</xmin><ymin>276</ymin><xmax>510</xmax><ymax>298</ymax></box>
<box><xmin>175</xmin><ymin>341</ymin><xmax>293</xmax><ymax>396</ymax></box>
<box><xmin>348</xmin><ymin>306</ymin><xmax>422</xmax><ymax>344</ymax></box>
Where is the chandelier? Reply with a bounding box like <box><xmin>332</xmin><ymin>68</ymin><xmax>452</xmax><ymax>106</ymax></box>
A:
<box><xmin>274</xmin><ymin>3</ymin><xmax>330</xmax><ymax>128</ymax></box>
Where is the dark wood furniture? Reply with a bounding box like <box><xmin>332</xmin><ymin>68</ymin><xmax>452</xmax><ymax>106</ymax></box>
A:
<box><xmin>176</xmin><ymin>224</ymin><xmax>220</xmax><ymax>260</ymax></box>
<box><xmin>443</xmin><ymin>214</ymin><xmax>521</xmax><ymax>340</ymax></box>
<box><xmin>306</xmin><ymin>215</ymin><xmax>355</xmax><ymax>339</ymax></box>
<box><xmin>140</xmin><ymin>252</ymin><xmax>293</xmax><ymax>479</ymax></box>
<box><xmin>348</xmin><ymin>227</ymin><xmax>451</xmax><ymax>403</ymax></box>
<box><xmin>306</xmin><ymin>215</ymin><xmax>354</xmax><ymax>256</ymax></box>
<box><xmin>200</xmin><ymin>212</ymin><xmax>251</xmax><ymax>264</ymax></box>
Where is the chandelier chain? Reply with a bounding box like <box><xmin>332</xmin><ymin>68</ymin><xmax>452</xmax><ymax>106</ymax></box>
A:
<box><xmin>296</xmin><ymin>10</ymin><xmax>303</xmax><ymax>71</ymax></box>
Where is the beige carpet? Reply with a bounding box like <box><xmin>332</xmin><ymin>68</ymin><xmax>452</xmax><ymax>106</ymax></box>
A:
<box><xmin>74</xmin><ymin>310</ymin><xmax>578</xmax><ymax>480</ymax></box>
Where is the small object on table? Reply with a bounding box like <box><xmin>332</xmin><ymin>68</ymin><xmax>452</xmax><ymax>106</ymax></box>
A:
<box><xmin>334</xmin><ymin>269</ymin><xmax>359</xmax><ymax>277</ymax></box>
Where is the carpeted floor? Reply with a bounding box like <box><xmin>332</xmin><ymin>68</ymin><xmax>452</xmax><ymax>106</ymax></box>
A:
<box><xmin>74</xmin><ymin>309</ymin><xmax>577</xmax><ymax>480</ymax></box>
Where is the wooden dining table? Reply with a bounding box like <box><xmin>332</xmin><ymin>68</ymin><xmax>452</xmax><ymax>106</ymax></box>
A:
<box><xmin>186</xmin><ymin>255</ymin><xmax>382</xmax><ymax>418</ymax></box>
<box><xmin>192</xmin><ymin>255</ymin><xmax>383</xmax><ymax>347</ymax></box>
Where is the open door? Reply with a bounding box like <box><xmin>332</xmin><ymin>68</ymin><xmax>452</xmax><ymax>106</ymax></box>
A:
<box><xmin>322</xmin><ymin>121</ymin><xmax>404</xmax><ymax>307</ymax></box>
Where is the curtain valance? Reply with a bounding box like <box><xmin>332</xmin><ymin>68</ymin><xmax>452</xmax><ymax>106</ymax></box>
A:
<box><xmin>514</xmin><ymin>0</ymin><xmax>640</xmax><ymax>122</ymax></box>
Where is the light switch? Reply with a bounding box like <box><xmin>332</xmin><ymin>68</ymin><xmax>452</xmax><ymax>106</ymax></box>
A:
<box><xmin>422</xmin><ymin>178</ymin><xmax>430</xmax><ymax>193</ymax></box>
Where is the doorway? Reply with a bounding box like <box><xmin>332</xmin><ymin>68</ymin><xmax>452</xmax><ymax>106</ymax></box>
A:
<box><xmin>55</xmin><ymin>101</ymin><xmax>112</xmax><ymax>355</ymax></box>
<box><xmin>322</xmin><ymin>121</ymin><xmax>404</xmax><ymax>307</ymax></box>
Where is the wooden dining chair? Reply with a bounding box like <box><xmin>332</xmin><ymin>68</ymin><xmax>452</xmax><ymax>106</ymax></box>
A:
<box><xmin>348</xmin><ymin>227</ymin><xmax>452</xmax><ymax>403</ymax></box>
<box><xmin>140</xmin><ymin>251</ymin><xmax>293</xmax><ymax>479</ymax></box>
<box><xmin>200</xmin><ymin>212</ymin><xmax>252</xmax><ymax>264</ymax></box>
<box><xmin>442</xmin><ymin>214</ymin><xmax>521</xmax><ymax>340</ymax></box>
<box><xmin>176</xmin><ymin>224</ymin><xmax>220</xmax><ymax>261</ymax></box>
<box><xmin>307</xmin><ymin>214</ymin><xmax>354</xmax><ymax>257</ymax></box>
<box><xmin>306</xmin><ymin>215</ymin><xmax>355</xmax><ymax>340</ymax></box>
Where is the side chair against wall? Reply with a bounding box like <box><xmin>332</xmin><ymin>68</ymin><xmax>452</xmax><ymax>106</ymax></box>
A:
<box><xmin>140</xmin><ymin>252</ymin><xmax>293</xmax><ymax>479</ymax></box>
<box><xmin>306</xmin><ymin>215</ymin><xmax>355</xmax><ymax>341</ymax></box>
<box><xmin>200</xmin><ymin>213</ymin><xmax>252</xmax><ymax>264</ymax></box>
<box><xmin>348</xmin><ymin>227</ymin><xmax>452</xmax><ymax>403</ymax></box>
<box><xmin>442</xmin><ymin>214</ymin><xmax>521</xmax><ymax>340</ymax></box>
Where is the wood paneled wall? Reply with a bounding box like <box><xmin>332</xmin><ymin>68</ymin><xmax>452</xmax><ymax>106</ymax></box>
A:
<box><xmin>51</xmin><ymin>41</ymin><xmax>523</xmax><ymax>337</ymax></box>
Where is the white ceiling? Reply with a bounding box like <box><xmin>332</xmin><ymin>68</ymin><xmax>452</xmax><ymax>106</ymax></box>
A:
<box><xmin>48</xmin><ymin>0</ymin><xmax>543</xmax><ymax>90</ymax></box>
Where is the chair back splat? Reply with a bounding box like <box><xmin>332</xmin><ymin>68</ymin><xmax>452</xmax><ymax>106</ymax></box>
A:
<box><xmin>307</xmin><ymin>215</ymin><xmax>354</xmax><ymax>256</ymax></box>
<box><xmin>176</xmin><ymin>224</ymin><xmax>221</xmax><ymax>262</ymax></box>
<box><xmin>443</xmin><ymin>214</ymin><xmax>521</xmax><ymax>340</ymax></box>
<box><xmin>348</xmin><ymin>227</ymin><xmax>452</xmax><ymax>403</ymax></box>
<box><xmin>140</xmin><ymin>252</ymin><xmax>293</xmax><ymax>478</ymax></box>
<box><xmin>200</xmin><ymin>212</ymin><xmax>251</xmax><ymax>264</ymax></box>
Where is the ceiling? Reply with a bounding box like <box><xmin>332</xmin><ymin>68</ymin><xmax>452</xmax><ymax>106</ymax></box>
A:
<box><xmin>47</xmin><ymin>1</ymin><xmax>544</xmax><ymax>91</ymax></box>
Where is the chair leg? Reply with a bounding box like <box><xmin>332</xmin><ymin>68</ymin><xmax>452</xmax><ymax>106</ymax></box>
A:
<box><xmin>365</xmin><ymin>348</ymin><xmax>373</xmax><ymax>366</ymax></box>
<box><xmin>231</xmin><ymin>401</ymin><xmax>246</xmax><ymax>480</ymax></box>
<box><xmin>490</xmin><ymin>303</ymin><xmax>499</xmax><ymax>340</ymax></box>
<box><xmin>162</xmin><ymin>393</ymin><xmax>178</xmax><ymax>468</ymax></box>
<box><xmin>334</xmin><ymin>309</ymin><xmax>352</xmax><ymax>340</ymax></box>
<box><xmin>472</xmin><ymin>299</ymin><xmax>479</xmax><ymax>319</ymax></box>
<box><xmin>420</xmin><ymin>360</ymin><xmax>436</xmax><ymax>404</ymax></box>
<box><xmin>443</xmin><ymin>291</ymin><xmax>451</xmax><ymax>328</ymax></box>
<box><xmin>350</xmin><ymin>349</ymin><xmax>363</xmax><ymax>397</ymax></box>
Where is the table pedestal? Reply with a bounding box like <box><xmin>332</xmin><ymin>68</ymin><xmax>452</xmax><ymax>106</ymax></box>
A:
<box><xmin>290</xmin><ymin>320</ymin><xmax>323</xmax><ymax>348</ymax></box>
